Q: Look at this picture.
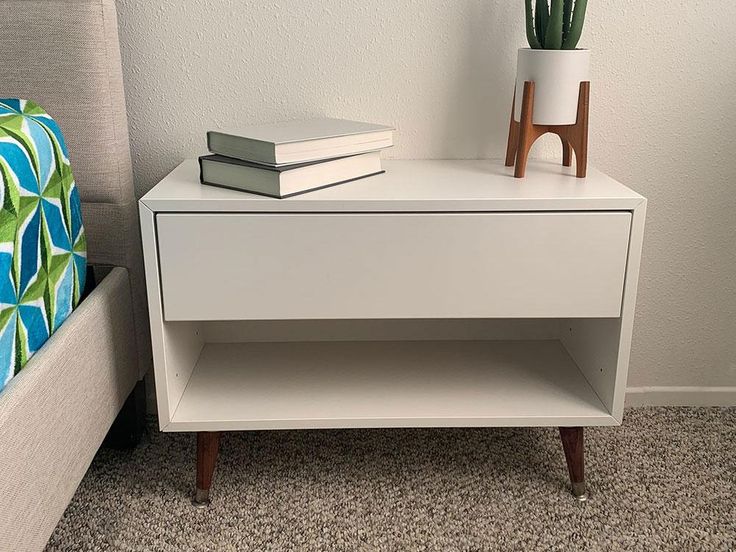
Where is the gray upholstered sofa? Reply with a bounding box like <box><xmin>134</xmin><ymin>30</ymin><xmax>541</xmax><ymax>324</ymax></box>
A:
<box><xmin>0</xmin><ymin>0</ymin><xmax>150</xmax><ymax>550</ymax></box>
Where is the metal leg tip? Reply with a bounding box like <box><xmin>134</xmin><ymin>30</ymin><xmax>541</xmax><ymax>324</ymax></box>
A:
<box><xmin>571</xmin><ymin>482</ymin><xmax>588</xmax><ymax>502</ymax></box>
<box><xmin>192</xmin><ymin>488</ymin><xmax>210</xmax><ymax>508</ymax></box>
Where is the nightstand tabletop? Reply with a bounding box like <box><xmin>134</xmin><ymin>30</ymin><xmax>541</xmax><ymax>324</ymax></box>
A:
<box><xmin>140</xmin><ymin>158</ymin><xmax>644</xmax><ymax>213</ymax></box>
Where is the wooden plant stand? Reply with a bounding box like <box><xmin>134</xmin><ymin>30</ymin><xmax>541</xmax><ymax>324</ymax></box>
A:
<box><xmin>505</xmin><ymin>80</ymin><xmax>590</xmax><ymax>179</ymax></box>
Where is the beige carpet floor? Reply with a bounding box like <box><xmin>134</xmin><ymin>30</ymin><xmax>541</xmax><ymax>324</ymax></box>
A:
<box><xmin>45</xmin><ymin>407</ymin><xmax>735</xmax><ymax>551</ymax></box>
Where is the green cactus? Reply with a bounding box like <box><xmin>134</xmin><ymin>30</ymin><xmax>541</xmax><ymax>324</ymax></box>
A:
<box><xmin>534</xmin><ymin>0</ymin><xmax>548</xmax><ymax>46</ymax></box>
<box><xmin>562</xmin><ymin>0</ymin><xmax>573</xmax><ymax>38</ymax></box>
<box><xmin>524</xmin><ymin>0</ymin><xmax>588</xmax><ymax>50</ymax></box>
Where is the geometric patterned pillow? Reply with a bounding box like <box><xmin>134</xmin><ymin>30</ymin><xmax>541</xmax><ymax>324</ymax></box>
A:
<box><xmin>0</xmin><ymin>99</ymin><xmax>86</xmax><ymax>392</ymax></box>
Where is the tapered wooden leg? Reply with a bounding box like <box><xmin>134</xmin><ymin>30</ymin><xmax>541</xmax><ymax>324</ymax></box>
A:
<box><xmin>559</xmin><ymin>427</ymin><xmax>587</xmax><ymax>501</ymax></box>
<box><xmin>193</xmin><ymin>431</ymin><xmax>221</xmax><ymax>507</ymax></box>
<box><xmin>505</xmin><ymin>93</ymin><xmax>519</xmax><ymax>167</ymax></box>
<box><xmin>514</xmin><ymin>81</ymin><xmax>536</xmax><ymax>178</ymax></box>
<box><xmin>573</xmin><ymin>81</ymin><xmax>590</xmax><ymax>178</ymax></box>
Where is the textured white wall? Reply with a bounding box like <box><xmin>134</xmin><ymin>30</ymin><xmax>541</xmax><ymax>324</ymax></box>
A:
<box><xmin>117</xmin><ymin>0</ymin><xmax>736</xmax><ymax>390</ymax></box>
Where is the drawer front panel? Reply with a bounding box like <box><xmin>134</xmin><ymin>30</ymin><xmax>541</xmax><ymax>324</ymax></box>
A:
<box><xmin>156</xmin><ymin>212</ymin><xmax>631</xmax><ymax>320</ymax></box>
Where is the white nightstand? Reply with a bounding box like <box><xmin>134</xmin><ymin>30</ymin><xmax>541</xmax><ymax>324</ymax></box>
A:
<box><xmin>139</xmin><ymin>159</ymin><xmax>646</xmax><ymax>505</ymax></box>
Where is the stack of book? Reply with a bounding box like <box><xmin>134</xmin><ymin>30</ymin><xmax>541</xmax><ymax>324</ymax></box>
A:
<box><xmin>200</xmin><ymin>118</ymin><xmax>394</xmax><ymax>198</ymax></box>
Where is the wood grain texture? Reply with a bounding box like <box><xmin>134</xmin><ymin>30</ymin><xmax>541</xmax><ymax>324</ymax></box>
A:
<box><xmin>505</xmin><ymin>81</ymin><xmax>590</xmax><ymax>178</ymax></box>
<box><xmin>559</xmin><ymin>426</ymin><xmax>585</xmax><ymax>494</ymax></box>
<box><xmin>196</xmin><ymin>432</ymin><xmax>221</xmax><ymax>492</ymax></box>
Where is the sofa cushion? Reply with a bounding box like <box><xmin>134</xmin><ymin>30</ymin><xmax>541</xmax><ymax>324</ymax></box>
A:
<box><xmin>0</xmin><ymin>99</ymin><xmax>86</xmax><ymax>391</ymax></box>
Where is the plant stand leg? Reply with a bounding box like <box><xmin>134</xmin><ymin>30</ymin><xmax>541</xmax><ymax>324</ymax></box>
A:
<box><xmin>505</xmin><ymin>80</ymin><xmax>590</xmax><ymax>178</ymax></box>
<box><xmin>561</xmin><ymin>137</ymin><xmax>573</xmax><ymax>167</ymax></box>
<box><xmin>555</xmin><ymin>81</ymin><xmax>590</xmax><ymax>178</ymax></box>
<box><xmin>559</xmin><ymin>426</ymin><xmax>588</xmax><ymax>501</ymax></box>
<box><xmin>514</xmin><ymin>80</ymin><xmax>537</xmax><ymax>178</ymax></box>
<box><xmin>504</xmin><ymin>93</ymin><xmax>519</xmax><ymax>167</ymax></box>
<box><xmin>573</xmin><ymin>81</ymin><xmax>589</xmax><ymax>178</ymax></box>
<box><xmin>193</xmin><ymin>431</ymin><xmax>221</xmax><ymax>508</ymax></box>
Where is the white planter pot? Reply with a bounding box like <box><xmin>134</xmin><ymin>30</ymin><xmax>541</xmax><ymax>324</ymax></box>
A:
<box><xmin>514</xmin><ymin>48</ymin><xmax>590</xmax><ymax>126</ymax></box>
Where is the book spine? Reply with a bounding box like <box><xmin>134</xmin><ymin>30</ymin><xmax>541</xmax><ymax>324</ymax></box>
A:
<box><xmin>198</xmin><ymin>156</ymin><xmax>205</xmax><ymax>184</ymax></box>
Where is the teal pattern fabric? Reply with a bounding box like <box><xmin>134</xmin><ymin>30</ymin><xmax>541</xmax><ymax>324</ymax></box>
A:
<box><xmin>0</xmin><ymin>99</ymin><xmax>86</xmax><ymax>392</ymax></box>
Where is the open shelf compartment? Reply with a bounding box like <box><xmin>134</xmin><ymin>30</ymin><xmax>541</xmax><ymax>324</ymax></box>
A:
<box><xmin>166</xmin><ymin>338</ymin><xmax>615</xmax><ymax>431</ymax></box>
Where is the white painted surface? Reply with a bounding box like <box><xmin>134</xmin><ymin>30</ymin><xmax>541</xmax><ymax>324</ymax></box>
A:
<box><xmin>168</xmin><ymin>340</ymin><xmax>613</xmax><ymax>431</ymax></box>
<box><xmin>140</xmin><ymin>160</ymin><xmax>648</xmax><ymax>428</ymax></box>
<box><xmin>156</xmin><ymin>212</ymin><xmax>631</xmax><ymax>320</ymax></box>
<box><xmin>138</xmin><ymin>204</ymin><xmax>171</xmax><ymax>423</ymax></box>
<box><xmin>609</xmin><ymin>201</ymin><xmax>648</xmax><ymax>418</ymax></box>
<box><xmin>561</xmin><ymin>318</ymin><xmax>622</xmax><ymax>416</ymax></box>
<box><xmin>139</xmin><ymin>204</ymin><xmax>204</xmax><ymax>425</ymax></box>
<box><xmin>514</xmin><ymin>49</ymin><xmax>591</xmax><ymax>125</ymax></box>
<box><xmin>118</xmin><ymin>1</ymin><xmax>736</xmax><ymax>397</ymax></box>
<box><xmin>626</xmin><ymin>387</ymin><xmax>736</xmax><ymax>407</ymax></box>
<box><xmin>562</xmin><ymin>201</ymin><xmax>648</xmax><ymax>419</ymax></box>
<box><xmin>141</xmin><ymin>159</ymin><xmax>643</xmax><ymax>213</ymax></box>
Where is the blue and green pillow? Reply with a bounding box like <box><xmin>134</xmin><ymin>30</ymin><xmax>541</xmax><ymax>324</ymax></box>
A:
<box><xmin>0</xmin><ymin>99</ymin><xmax>86</xmax><ymax>392</ymax></box>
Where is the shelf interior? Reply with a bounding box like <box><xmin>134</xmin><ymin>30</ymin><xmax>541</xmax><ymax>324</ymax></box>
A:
<box><xmin>168</xmin><ymin>339</ymin><xmax>613</xmax><ymax>430</ymax></box>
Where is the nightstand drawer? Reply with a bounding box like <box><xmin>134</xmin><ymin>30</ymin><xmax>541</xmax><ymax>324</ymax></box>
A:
<box><xmin>156</xmin><ymin>212</ymin><xmax>631</xmax><ymax>320</ymax></box>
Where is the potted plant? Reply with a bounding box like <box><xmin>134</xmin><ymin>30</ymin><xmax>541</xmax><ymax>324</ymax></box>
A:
<box><xmin>515</xmin><ymin>0</ymin><xmax>589</xmax><ymax>125</ymax></box>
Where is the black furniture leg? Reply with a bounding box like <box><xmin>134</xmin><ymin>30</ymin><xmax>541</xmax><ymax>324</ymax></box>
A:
<box><xmin>104</xmin><ymin>379</ymin><xmax>147</xmax><ymax>449</ymax></box>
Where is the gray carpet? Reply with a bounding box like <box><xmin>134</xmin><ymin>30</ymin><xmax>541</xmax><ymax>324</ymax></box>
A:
<box><xmin>46</xmin><ymin>408</ymin><xmax>735</xmax><ymax>551</ymax></box>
